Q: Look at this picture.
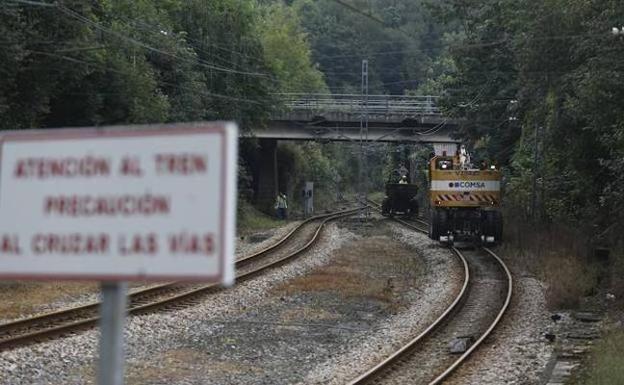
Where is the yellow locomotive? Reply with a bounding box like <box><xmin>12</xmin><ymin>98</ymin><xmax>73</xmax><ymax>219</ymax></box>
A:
<box><xmin>428</xmin><ymin>148</ymin><xmax>502</xmax><ymax>244</ymax></box>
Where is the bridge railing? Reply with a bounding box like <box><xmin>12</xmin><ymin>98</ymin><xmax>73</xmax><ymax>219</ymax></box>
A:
<box><xmin>277</xmin><ymin>93</ymin><xmax>441</xmax><ymax>116</ymax></box>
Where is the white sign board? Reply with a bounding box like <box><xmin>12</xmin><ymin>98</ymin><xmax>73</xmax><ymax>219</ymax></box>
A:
<box><xmin>0</xmin><ymin>122</ymin><xmax>237</xmax><ymax>284</ymax></box>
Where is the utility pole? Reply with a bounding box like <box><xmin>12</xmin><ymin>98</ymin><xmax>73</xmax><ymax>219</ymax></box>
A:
<box><xmin>359</xmin><ymin>59</ymin><xmax>369</xmax><ymax>218</ymax></box>
<box><xmin>531</xmin><ymin>124</ymin><xmax>541</xmax><ymax>220</ymax></box>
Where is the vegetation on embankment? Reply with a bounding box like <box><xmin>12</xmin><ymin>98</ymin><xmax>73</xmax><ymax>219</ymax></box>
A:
<box><xmin>422</xmin><ymin>0</ymin><xmax>624</xmax><ymax>307</ymax></box>
<box><xmin>500</xmin><ymin>218</ymin><xmax>600</xmax><ymax>309</ymax></box>
<box><xmin>572</xmin><ymin>328</ymin><xmax>624</xmax><ymax>385</ymax></box>
<box><xmin>237</xmin><ymin>199</ymin><xmax>286</xmax><ymax>235</ymax></box>
<box><xmin>0</xmin><ymin>281</ymin><xmax>98</xmax><ymax>320</ymax></box>
<box><xmin>419</xmin><ymin>4</ymin><xmax>624</xmax><ymax>379</ymax></box>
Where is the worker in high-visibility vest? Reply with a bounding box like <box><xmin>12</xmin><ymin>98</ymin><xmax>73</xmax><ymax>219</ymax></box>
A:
<box><xmin>275</xmin><ymin>192</ymin><xmax>288</xmax><ymax>219</ymax></box>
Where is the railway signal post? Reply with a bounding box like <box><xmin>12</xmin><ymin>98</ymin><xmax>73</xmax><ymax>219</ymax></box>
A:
<box><xmin>0</xmin><ymin>122</ymin><xmax>238</xmax><ymax>385</ymax></box>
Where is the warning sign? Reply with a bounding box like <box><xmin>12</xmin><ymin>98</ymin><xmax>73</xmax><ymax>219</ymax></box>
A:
<box><xmin>0</xmin><ymin>122</ymin><xmax>237</xmax><ymax>283</ymax></box>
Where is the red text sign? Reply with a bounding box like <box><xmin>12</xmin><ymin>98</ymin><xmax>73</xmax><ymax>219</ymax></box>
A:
<box><xmin>0</xmin><ymin>122</ymin><xmax>237</xmax><ymax>283</ymax></box>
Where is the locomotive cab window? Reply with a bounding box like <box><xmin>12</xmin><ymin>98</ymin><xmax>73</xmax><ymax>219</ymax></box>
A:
<box><xmin>436</xmin><ymin>158</ymin><xmax>454</xmax><ymax>170</ymax></box>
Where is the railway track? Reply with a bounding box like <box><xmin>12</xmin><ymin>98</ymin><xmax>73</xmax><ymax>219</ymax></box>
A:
<box><xmin>356</xmin><ymin>200</ymin><xmax>513</xmax><ymax>384</ymax></box>
<box><xmin>0</xmin><ymin>207</ymin><xmax>359</xmax><ymax>352</ymax></box>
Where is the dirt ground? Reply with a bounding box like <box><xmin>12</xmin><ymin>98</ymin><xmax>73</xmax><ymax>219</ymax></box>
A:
<box><xmin>0</xmin><ymin>281</ymin><xmax>99</xmax><ymax>320</ymax></box>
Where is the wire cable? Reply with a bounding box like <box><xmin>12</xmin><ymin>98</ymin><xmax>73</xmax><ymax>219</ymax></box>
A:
<box><xmin>28</xmin><ymin>50</ymin><xmax>266</xmax><ymax>105</ymax></box>
<box><xmin>43</xmin><ymin>3</ymin><xmax>275</xmax><ymax>79</ymax></box>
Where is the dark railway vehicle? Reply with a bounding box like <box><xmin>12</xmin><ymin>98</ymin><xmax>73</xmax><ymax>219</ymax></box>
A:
<box><xmin>428</xmin><ymin>150</ymin><xmax>503</xmax><ymax>245</ymax></box>
<box><xmin>381</xmin><ymin>183</ymin><xmax>419</xmax><ymax>218</ymax></box>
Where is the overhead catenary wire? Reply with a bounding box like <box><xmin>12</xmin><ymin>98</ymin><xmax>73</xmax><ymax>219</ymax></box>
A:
<box><xmin>328</xmin><ymin>0</ymin><xmax>415</xmax><ymax>39</ymax></box>
<box><xmin>4</xmin><ymin>0</ymin><xmax>55</xmax><ymax>6</ymax></box>
<box><xmin>56</xmin><ymin>4</ymin><xmax>275</xmax><ymax>79</ymax></box>
<box><xmin>123</xmin><ymin>17</ymin><xmax>270</xmax><ymax>70</ymax></box>
<box><xmin>7</xmin><ymin>0</ymin><xmax>275</xmax><ymax>75</ymax></box>
<box><xmin>7</xmin><ymin>0</ymin><xmax>277</xmax><ymax>80</ymax></box>
<box><xmin>29</xmin><ymin>50</ymin><xmax>266</xmax><ymax>105</ymax></box>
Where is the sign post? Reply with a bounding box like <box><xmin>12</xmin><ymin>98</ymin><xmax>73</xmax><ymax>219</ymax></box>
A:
<box><xmin>0</xmin><ymin>122</ymin><xmax>238</xmax><ymax>384</ymax></box>
<box><xmin>98</xmin><ymin>282</ymin><xmax>128</xmax><ymax>385</ymax></box>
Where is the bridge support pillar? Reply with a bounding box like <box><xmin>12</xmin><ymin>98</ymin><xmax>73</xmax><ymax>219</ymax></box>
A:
<box><xmin>255</xmin><ymin>139</ymin><xmax>279</xmax><ymax>214</ymax></box>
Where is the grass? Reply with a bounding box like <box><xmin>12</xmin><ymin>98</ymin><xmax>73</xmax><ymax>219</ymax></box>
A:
<box><xmin>237</xmin><ymin>199</ymin><xmax>286</xmax><ymax>236</ymax></box>
<box><xmin>500</xmin><ymin>214</ymin><xmax>598</xmax><ymax>309</ymax></box>
<box><xmin>368</xmin><ymin>190</ymin><xmax>385</xmax><ymax>203</ymax></box>
<box><xmin>573</xmin><ymin>328</ymin><xmax>624</xmax><ymax>385</ymax></box>
<box><xmin>0</xmin><ymin>281</ymin><xmax>98</xmax><ymax>319</ymax></box>
<box><xmin>273</xmin><ymin>232</ymin><xmax>424</xmax><ymax>311</ymax></box>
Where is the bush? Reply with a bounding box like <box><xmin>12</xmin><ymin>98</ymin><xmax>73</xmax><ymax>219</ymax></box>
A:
<box><xmin>501</xmin><ymin>214</ymin><xmax>598</xmax><ymax>309</ymax></box>
<box><xmin>237</xmin><ymin>199</ymin><xmax>283</xmax><ymax>235</ymax></box>
<box><xmin>577</xmin><ymin>329</ymin><xmax>624</xmax><ymax>385</ymax></box>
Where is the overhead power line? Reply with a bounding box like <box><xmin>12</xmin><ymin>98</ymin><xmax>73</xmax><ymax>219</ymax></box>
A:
<box><xmin>6</xmin><ymin>1</ymin><xmax>275</xmax><ymax>79</ymax></box>
<box><xmin>5</xmin><ymin>0</ymin><xmax>54</xmax><ymax>7</ymax></box>
<box><xmin>125</xmin><ymin>17</ymin><xmax>269</xmax><ymax>69</ymax></box>
<box><xmin>56</xmin><ymin>5</ymin><xmax>274</xmax><ymax>79</ymax></box>
<box><xmin>29</xmin><ymin>50</ymin><xmax>266</xmax><ymax>105</ymax></box>
<box><xmin>328</xmin><ymin>0</ymin><xmax>414</xmax><ymax>38</ymax></box>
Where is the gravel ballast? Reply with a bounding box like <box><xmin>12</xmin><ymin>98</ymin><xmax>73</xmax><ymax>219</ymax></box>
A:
<box><xmin>1</xmin><ymin>218</ymin><xmax>554</xmax><ymax>385</ymax></box>
<box><xmin>0</xmin><ymin>221</ymin><xmax>301</xmax><ymax>325</ymax></box>
<box><xmin>0</xmin><ymin>219</ymin><xmax>463</xmax><ymax>385</ymax></box>
<box><xmin>299</xmin><ymin>222</ymin><xmax>462</xmax><ymax>384</ymax></box>
<box><xmin>0</xmin><ymin>223</ymin><xmax>354</xmax><ymax>384</ymax></box>
<box><xmin>443</xmin><ymin>275</ymin><xmax>554</xmax><ymax>385</ymax></box>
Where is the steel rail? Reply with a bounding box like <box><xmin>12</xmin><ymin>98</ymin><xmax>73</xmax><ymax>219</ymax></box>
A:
<box><xmin>346</xmin><ymin>210</ymin><xmax>470</xmax><ymax>385</ymax></box>
<box><xmin>427</xmin><ymin>246</ymin><xmax>513</xmax><ymax>384</ymax></box>
<box><xmin>0</xmin><ymin>208</ymin><xmax>359</xmax><ymax>351</ymax></box>
<box><xmin>0</xmin><ymin>208</ymin><xmax>352</xmax><ymax>333</ymax></box>
<box><xmin>365</xmin><ymin>199</ymin><xmax>429</xmax><ymax>232</ymax></box>
<box><xmin>352</xmin><ymin>200</ymin><xmax>513</xmax><ymax>385</ymax></box>
<box><xmin>128</xmin><ymin>208</ymin><xmax>358</xmax><ymax>314</ymax></box>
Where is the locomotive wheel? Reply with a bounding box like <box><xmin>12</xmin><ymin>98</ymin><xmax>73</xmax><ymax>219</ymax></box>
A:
<box><xmin>409</xmin><ymin>199</ymin><xmax>419</xmax><ymax>219</ymax></box>
<box><xmin>483</xmin><ymin>211</ymin><xmax>502</xmax><ymax>244</ymax></box>
<box><xmin>437</xmin><ymin>209</ymin><xmax>448</xmax><ymax>238</ymax></box>
<box><xmin>494</xmin><ymin>211</ymin><xmax>503</xmax><ymax>242</ymax></box>
<box><xmin>430</xmin><ymin>209</ymin><xmax>447</xmax><ymax>240</ymax></box>
<box><xmin>429</xmin><ymin>211</ymin><xmax>437</xmax><ymax>240</ymax></box>
<box><xmin>381</xmin><ymin>198</ymin><xmax>390</xmax><ymax>216</ymax></box>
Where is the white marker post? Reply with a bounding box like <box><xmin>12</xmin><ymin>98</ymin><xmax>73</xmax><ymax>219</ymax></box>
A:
<box><xmin>0</xmin><ymin>122</ymin><xmax>238</xmax><ymax>385</ymax></box>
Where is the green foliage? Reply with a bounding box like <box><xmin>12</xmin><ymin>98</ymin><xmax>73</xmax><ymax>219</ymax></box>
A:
<box><xmin>258</xmin><ymin>3</ymin><xmax>328</xmax><ymax>93</ymax></box>
<box><xmin>430</xmin><ymin>0</ymin><xmax>624</xmax><ymax>239</ymax></box>
<box><xmin>2</xmin><ymin>0</ymin><xmax>338</xmax><ymax>231</ymax></box>
<box><xmin>0</xmin><ymin>0</ymin><xmax>284</xmax><ymax>130</ymax></box>
<box><xmin>293</xmin><ymin>0</ymin><xmax>443</xmax><ymax>94</ymax></box>
<box><xmin>577</xmin><ymin>328</ymin><xmax>624</xmax><ymax>385</ymax></box>
<box><xmin>237</xmin><ymin>199</ymin><xmax>284</xmax><ymax>234</ymax></box>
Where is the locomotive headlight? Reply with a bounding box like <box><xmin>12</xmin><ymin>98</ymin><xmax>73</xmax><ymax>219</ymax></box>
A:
<box><xmin>441</xmin><ymin>164</ymin><xmax>448</xmax><ymax>169</ymax></box>
<box><xmin>490</xmin><ymin>165</ymin><xmax>496</xmax><ymax>170</ymax></box>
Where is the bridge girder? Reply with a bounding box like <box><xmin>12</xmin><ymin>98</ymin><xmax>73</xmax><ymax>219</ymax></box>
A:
<box><xmin>252</xmin><ymin>119</ymin><xmax>461</xmax><ymax>144</ymax></box>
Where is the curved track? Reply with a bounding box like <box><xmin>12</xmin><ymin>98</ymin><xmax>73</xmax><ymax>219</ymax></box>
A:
<box><xmin>353</xmin><ymin>201</ymin><xmax>513</xmax><ymax>384</ymax></box>
<box><xmin>0</xmin><ymin>207</ymin><xmax>358</xmax><ymax>352</ymax></box>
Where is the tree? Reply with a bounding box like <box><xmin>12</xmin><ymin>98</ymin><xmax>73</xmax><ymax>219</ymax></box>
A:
<box><xmin>258</xmin><ymin>2</ymin><xmax>328</xmax><ymax>94</ymax></box>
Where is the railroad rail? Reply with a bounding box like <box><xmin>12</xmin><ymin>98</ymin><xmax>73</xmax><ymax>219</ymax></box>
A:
<box><xmin>357</xmin><ymin>201</ymin><xmax>513</xmax><ymax>384</ymax></box>
<box><xmin>0</xmin><ymin>207</ymin><xmax>359</xmax><ymax>351</ymax></box>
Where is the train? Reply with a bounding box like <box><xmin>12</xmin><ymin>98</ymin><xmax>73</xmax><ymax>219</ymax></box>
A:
<box><xmin>427</xmin><ymin>148</ymin><xmax>503</xmax><ymax>245</ymax></box>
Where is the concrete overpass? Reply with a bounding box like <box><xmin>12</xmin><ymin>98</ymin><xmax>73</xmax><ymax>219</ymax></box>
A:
<box><xmin>251</xmin><ymin>93</ymin><xmax>461</xmax><ymax>143</ymax></box>
<box><xmin>249</xmin><ymin>93</ymin><xmax>461</xmax><ymax>212</ymax></box>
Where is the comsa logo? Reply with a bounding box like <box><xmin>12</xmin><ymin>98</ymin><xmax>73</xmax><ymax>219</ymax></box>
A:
<box><xmin>449</xmin><ymin>181</ymin><xmax>486</xmax><ymax>188</ymax></box>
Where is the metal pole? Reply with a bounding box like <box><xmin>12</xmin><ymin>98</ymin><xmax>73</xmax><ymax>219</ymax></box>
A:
<box><xmin>359</xmin><ymin>59</ymin><xmax>369</xmax><ymax>218</ymax></box>
<box><xmin>531</xmin><ymin>124</ymin><xmax>540</xmax><ymax>219</ymax></box>
<box><xmin>98</xmin><ymin>282</ymin><xmax>128</xmax><ymax>385</ymax></box>
<box><xmin>363</xmin><ymin>60</ymin><xmax>369</xmax><ymax>215</ymax></box>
